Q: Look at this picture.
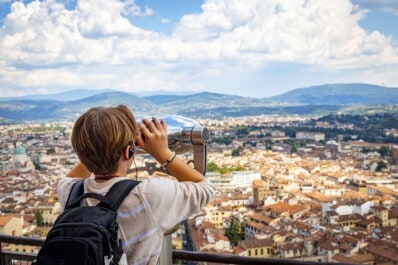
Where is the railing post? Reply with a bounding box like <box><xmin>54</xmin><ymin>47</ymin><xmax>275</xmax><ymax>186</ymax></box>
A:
<box><xmin>0</xmin><ymin>239</ymin><xmax>3</xmax><ymax>265</ymax></box>
<box><xmin>159</xmin><ymin>234</ymin><xmax>173</xmax><ymax>265</ymax></box>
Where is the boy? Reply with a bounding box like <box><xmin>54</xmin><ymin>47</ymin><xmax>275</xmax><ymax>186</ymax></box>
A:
<box><xmin>57</xmin><ymin>105</ymin><xmax>215</xmax><ymax>265</ymax></box>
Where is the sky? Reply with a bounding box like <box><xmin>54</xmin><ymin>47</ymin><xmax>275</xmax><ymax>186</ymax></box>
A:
<box><xmin>0</xmin><ymin>0</ymin><xmax>398</xmax><ymax>98</ymax></box>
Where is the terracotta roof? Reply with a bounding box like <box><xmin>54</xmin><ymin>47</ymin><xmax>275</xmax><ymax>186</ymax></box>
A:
<box><xmin>239</xmin><ymin>238</ymin><xmax>273</xmax><ymax>249</ymax></box>
<box><xmin>265</xmin><ymin>201</ymin><xmax>307</xmax><ymax>215</ymax></box>
<box><xmin>333</xmin><ymin>253</ymin><xmax>355</xmax><ymax>263</ymax></box>
<box><xmin>338</xmin><ymin>214</ymin><xmax>362</xmax><ymax>222</ymax></box>
<box><xmin>248</xmin><ymin>213</ymin><xmax>273</xmax><ymax>224</ymax></box>
<box><xmin>367</xmin><ymin>245</ymin><xmax>398</xmax><ymax>262</ymax></box>
<box><xmin>279</xmin><ymin>241</ymin><xmax>305</xmax><ymax>251</ymax></box>
<box><xmin>341</xmin><ymin>235</ymin><xmax>360</xmax><ymax>245</ymax></box>
<box><xmin>0</xmin><ymin>215</ymin><xmax>13</xmax><ymax>226</ymax></box>
<box><xmin>200</xmin><ymin>221</ymin><xmax>217</xmax><ymax>230</ymax></box>
<box><xmin>373</xmin><ymin>226</ymin><xmax>398</xmax><ymax>242</ymax></box>
<box><xmin>389</xmin><ymin>207</ymin><xmax>398</xmax><ymax>218</ymax></box>
<box><xmin>338</xmin><ymin>243</ymin><xmax>351</xmax><ymax>251</ymax></box>
<box><xmin>357</xmin><ymin>217</ymin><xmax>382</xmax><ymax>226</ymax></box>
<box><xmin>252</xmin><ymin>179</ymin><xmax>267</xmax><ymax>187</ymax></box>
<box><xmin>350</xmin><ymin>253</ymin><xmax>375</xmax><ymax>263</ymax></box>
<box><xmin>234</xmin><ymin>245</ymin><xmax>246</xmax><ymax>255</ymax></box>
<box><xmin>266</xmin><ymin>202</ymin><xmax>290</xmax><ymax>212</ymax></box>
<box><xmin>319</xmin><ymin>240</ymin><xmax>339</xmax><ymax>250</ymax></box>
<box><xmin>1</xmin><ymin>197</ymin><xmax>15</xmax><ymax>203</ymax></box>
<box><xmin>246</xmin><ymin>221</ymin><xmax>266</xmax><ymax>231</ymax></box>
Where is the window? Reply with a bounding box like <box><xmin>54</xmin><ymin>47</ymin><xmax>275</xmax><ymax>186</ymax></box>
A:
<box><xmin>255</xmin><ymin>249</ymin><xmax>258</xmax><ymax>256</ymax></box>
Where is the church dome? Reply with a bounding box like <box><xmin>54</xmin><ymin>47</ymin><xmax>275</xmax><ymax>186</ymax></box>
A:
<box><xmin>14</xmin><ymin>146</ymin><xmax>27</xmax><ymax>155</ymax></box>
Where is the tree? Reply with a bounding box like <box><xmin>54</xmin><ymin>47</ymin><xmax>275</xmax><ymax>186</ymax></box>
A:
<box><xmin>378</xmin><ymin>146</ymin><xmax>391</xmax><ymax>157</ymax></box>
<box><xmin>226</xmin><ymin>219</ymin><xmax>245</xmax><ymax>246</ymax></box>
<box><xmin>231</xmin><ymin>148</ymin><xmax>241</xmax><ymax>157</ymax></box>
<box><xmin>290</xmin><ymin>144</ymin><xmax>298</xmax><ymax>154</ymax></box>
<box><xmin>33</xmin><ymin>162</ymin><xmax>41</xmax><ymax>170</ymax></box>
<box><xmin>235</xmin><ymin>126</ymin><xmax>249</xmax><ymax>137</ymax></box>
<box><xmin>207</xmin><ymin>161</ymin><xmax>219</xmax><ymax>172</ymax></box>
<box><xmin>46</xmin><ymin>148</ymin><xmax>55</xmax><ymax>155</ymax></box>
<box><xmin>34</xmin><ymin>210</ymin><xmax>44</xmax><ymax>227</ymax></box>
<box><xmin>211</xmin><ymin>136</ymin><xmax>232</xmax><ymax>145</ymax></box>
<box><xmin>376</xmin><ymin>161</ymin><xmax>387</xmax><ymax>172</ymax></box>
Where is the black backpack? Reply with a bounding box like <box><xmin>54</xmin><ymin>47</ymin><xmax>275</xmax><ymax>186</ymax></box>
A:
<box><xmin>33</xmin><ymin>179</ymin><xmax>140</xmax><ymax>265</ymax></box>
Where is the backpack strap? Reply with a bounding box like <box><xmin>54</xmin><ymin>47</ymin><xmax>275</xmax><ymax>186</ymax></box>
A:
<box><xmin>103</xmin><ymin>180</ymin><xmax>140</xmax><ymax>265</ymax></box>
<box><xmin>103</xmin><ymin>179</ymin><xmax>140</xmax><ymax>212</ymax></box>
<box><xmin>64</xmin><ymin>180</ymin><xmax>84</xmax><ymax>209</ymax></box>
<box><xmin>65</xmin><ymin>179</ymin><xmax>140</xmax><ymax>211</ymax></box>
<box><xmin>67</xmin><ymin>192</ymin><xmax>112</xmax><ymax>210</ymax></box>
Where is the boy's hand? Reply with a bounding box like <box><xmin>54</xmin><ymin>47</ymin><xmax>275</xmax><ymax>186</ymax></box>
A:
<box><xmin>135</xmin><ymin>117</ymin><xmax>173</xmax><ymax>164</ymax></box>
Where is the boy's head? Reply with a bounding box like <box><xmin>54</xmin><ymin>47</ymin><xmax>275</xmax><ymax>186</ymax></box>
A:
<box><xmin>71</xmin><ymin>105</ymin><xmax>137</xmax><ymax>175</ymax></box>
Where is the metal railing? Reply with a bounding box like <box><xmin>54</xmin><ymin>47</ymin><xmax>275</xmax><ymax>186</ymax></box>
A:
<box><xmin>0</xmin><ymin>234</ymin><xmax>43</xmax><ymax>265</ymax></box>
<box><xmin>0</xmin><ymin>233</ymin><xmax>360</xmax><ymax>265</ymax></box>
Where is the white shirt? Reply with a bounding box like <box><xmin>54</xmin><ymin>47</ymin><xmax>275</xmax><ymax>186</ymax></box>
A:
<box><xmin>57</xmin><ymin>176</ymin><xmax>216</xmax><ymax>265</ymax></box>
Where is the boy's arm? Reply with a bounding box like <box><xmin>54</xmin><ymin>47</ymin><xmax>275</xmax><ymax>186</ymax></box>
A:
<box><xmin>136</xmin><ymin>117</ymin><xmax>205</xmax><ymax>183</ymax></box>
<box><xmin>159</xmin><ymin>152</ymin><xmax>205</xmax><ymax>182</ymax></box>
<box><xmin>66</xmin><ymin>162</ymin><xmax>91</xmax><ymax>178</ymax></box>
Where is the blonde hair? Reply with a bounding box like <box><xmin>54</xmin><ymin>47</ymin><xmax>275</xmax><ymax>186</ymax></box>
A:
<box><xmin>71</xmin><ymin>105</ymin><xmax>136</xmax><ymax>175</ymax></box>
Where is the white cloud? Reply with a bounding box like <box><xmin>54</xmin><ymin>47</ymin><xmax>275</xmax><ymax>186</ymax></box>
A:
<box><xmin>0</xmin><ymin>0</ymin><xmax>397</xmax><ymax>97</ymax></box>
<box><xmin>174</xmin><ymin>0</ymin><xmax>398</xmax><ymax>69</ymax></box>
<box><xmin>122</xmin><ymin>0</ymin><xmax>154</xmax><ymax>17</ymax></box>
<box><xmin>351</xmin><ymin>0</ymin><xmax>398</xmax><ymax>14</ymax></box>
<box><xmin>160</xmin><ymin>18</ymin><xmax>171</xmax><ymax>24</ymax></box>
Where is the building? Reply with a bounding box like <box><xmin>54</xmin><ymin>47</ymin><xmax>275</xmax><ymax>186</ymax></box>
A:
<box><xmin>232</xmin><ymin>171</ymin><xmax>261</xmax><ymax>189</ymax></box>
<box><xmin>5</xmin><ymin>145</ymin><xmax>35</xmax><ymax>173</ymax></box>
<box><xmin>31</xmin><ymin>201</ymin><xmax>62</xmax><ymax>226</ymax></box>
<box><xmin>206</xmin><ymin>172</ymin><xmax>235</xmax><ymax>190</ymax></box>
<box><xmin>296</xmin><ymin>132</ymin><xmax>325</xmax><ymax>142</ymax></box>
<box><xmin>252</xmin><ymin>180</ymin><xmax>270</xmax><ymax>206</ymax></box>
<box><xmin>0</xmin><ymin>214</ymin><xmax>22</xmax><ymax>236</ymax></box>
<box><xmin>235</xmin><ymin>238</ymin><xmax>273</xmax><ymax>257</ymax></box>
<box><xmin>206</xmin><ymin>205</ymin><xmax>232</xmax><ymax>228</ymax></box>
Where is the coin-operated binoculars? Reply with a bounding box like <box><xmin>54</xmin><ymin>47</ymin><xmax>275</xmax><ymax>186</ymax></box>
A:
<box><xmin>132</xmin><ymin>115</ymin><xmax>209</xmax><ymax>175</ymax></box>
<box><xmin>167</xmin><ymin>126</ymin><xmax>209</xmax><ymax>175</ymax></box>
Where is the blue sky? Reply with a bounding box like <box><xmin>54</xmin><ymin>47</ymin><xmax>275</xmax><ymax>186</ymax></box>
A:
<box><xmin>0</xmin><ymin>0</ymin><xmax>398</xmax><ymax>98</ymax></box>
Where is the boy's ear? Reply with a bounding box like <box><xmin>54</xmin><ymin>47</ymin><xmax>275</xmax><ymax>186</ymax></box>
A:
<box><xmin>124</xmin><ymin>145</ymin><xmax>134</xmax><ymax>160</ymax></box>
<box><xmin>128</xmin><ymin>146</ymin><xmax>135</xmax><ymax>159</ymax></box>
<box><xmin>124</xmin><ymin>146</ymin><xmax>131</xmax><ymax>160</ymax></box>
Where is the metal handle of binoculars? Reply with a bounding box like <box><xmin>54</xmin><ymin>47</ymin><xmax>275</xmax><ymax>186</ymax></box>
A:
<box><xmin>181</xmin><ymin>126</ymin><xmax>208</xmax><ymax>175</ymax></box>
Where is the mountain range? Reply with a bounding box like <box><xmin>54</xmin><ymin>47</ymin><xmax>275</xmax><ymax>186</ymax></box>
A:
<box><xmin>1</xmin><ymin>83</ymin><xmax>398</xmax><ymax>122</ymax></box>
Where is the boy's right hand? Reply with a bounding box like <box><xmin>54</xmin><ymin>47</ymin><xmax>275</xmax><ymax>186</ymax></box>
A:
<box><xmin>135</xmin><ymin>117</ymin><xmax>173</xmax><ymax>164</ymax></box>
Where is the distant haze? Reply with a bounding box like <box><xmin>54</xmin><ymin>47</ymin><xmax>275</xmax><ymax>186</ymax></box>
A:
<box><xmin>1</xmin><ymin>83</ymin><xmax>398</xmax><ymax>122</ymax></box>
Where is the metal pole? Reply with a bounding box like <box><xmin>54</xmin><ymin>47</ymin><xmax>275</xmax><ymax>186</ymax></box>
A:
<box><xmin>0</xmin><ymin>241</ymin><xmax>3</xmax><ymax>265</ymax></box>
<box><xmin>159</xmin><ymin>235</ymin><xmax>173</xmax><ymax>265</ymax></box>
